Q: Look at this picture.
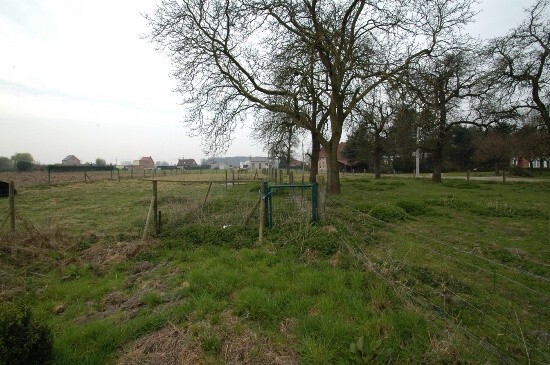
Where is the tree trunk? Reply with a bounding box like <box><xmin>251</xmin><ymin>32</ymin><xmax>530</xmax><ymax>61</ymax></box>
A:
<box><xmin>373</xmin><ymin>133</ymin><xmax>382</xmax><ymax>179</ymax></box>
<box><xmin>432</xmin><ymin>101</ymin><xmax>446</xmax><ymax>183</ymax></box>
<box><xmin>309</xmin><ymin>132</ymin><xmax>320</xmax><ymax>183</ymax></box>
<box><xmin>374</xmin><ymin>152</ymin><xmax>382</xmax><ymax>179</ymax></box>
<box><xmin>432</xmin><ymin>127</ymin><xmax>445</xmax><ymax>183</ymax></box>
<box><xmin>432</xmin><ymin>147</ymin><xmax>443</xmax><ymax>183</ymax></box>
<box><xmin>326</xmin><ymin>142</ymin><xmax>341</xmax><ymax>194</ymax></box>
<box><xmin>286</xmin><ymin>129</ymin><xmax>292</xmax><ymax>174</ymax></box>
<box><xmin>494</xmin><ymin>160</ymin><xmax>500</xmax><ymax>175</ymax></box>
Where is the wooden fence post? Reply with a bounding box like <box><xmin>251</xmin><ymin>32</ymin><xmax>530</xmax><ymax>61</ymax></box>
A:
<box><xmin>225</xmin><ymin>170</ymin><xmax>228</xmax><ymax>191</ymax></box>
<box><xmin>158</xmin><ymin>211</ymin><xmax>162</xmax><ymax>234</ymax></box>
<box><xmin>9</xmin><ymin>181</ymin><xmax>15</xmax><ymax>232</ymax></box>
<box><xmin>243</xmin><ymin>197</ymin><xmax>261</xmax><ymax>226</ymax></box>
<box><xmin>142</xmin><ymin>197</ymin><xmax>155</xmax><ymax>241</ymax></box>
<box><xmin>232</xmin><ymin>169</ymin><xmax>235</xmax><ymax>186</ymax></box>
<box><xmin>467</xmin><ymin>170</ymin><xmax>470</xmax><ymax>181</ymax></box>
<box><xmin>117</xmin><ymin>169</ymin><xmax>120</xmax><ymax>182</ymax></box>
<box><xmin>503</xmin><ymin>170</ymin><xmax>507</xmax><ymax>183</ymax></box>
<box><xmin>48</xmin><ymin>170</ymin><xmax>51</xmax><ymax>185</ymax></box>
<box><xmin>203</xmin><ymin>182</ymin><xmax>213</xmax><ymax>208</ymax></box>
<box><xmin>153</xmin><ymin>180</ymin><xmax>159</xmax><ymax>234</ymax></box>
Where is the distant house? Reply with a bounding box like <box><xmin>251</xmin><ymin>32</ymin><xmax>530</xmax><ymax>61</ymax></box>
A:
<box><xmin>240</xmin><ymin>158</ymin><xmax>277</xmax><ymax>170</ymax></box>
<box><xmin>62</xmin><ymin>155</ymin><xmax>80</xmax><ymax>166</ymax></box>
<box><xmin>511</xmin><ymin>157</ymin><xmax>530</xmax><ymax>169</ymax></box>
<box><xmin>177</xmin><ymin>158</ymin><xmax>199</xmax><ymax>169</ymax></box>
<box><xmin>511</xmin><ymin>156</ymin><xmax>549</xmax><ymax>169</ymax></box>
<box><xmin>211</xmin><ymin>162</ymin><xmax>230</xmax><ymax>170</ymax></box>
<box><xmin>318</xmin><ymin>143</ymin><xmax>353</xmax><ymax>172</ymax></box>
<box><xmin>138</xmin><ymin>156</ymin><xmax>155</xmax><ymax>169</ymax></box>
<box><xmin>289</xmin><ymin>158</ymin><xmax>305</xmax><ymax>169</ymax></box>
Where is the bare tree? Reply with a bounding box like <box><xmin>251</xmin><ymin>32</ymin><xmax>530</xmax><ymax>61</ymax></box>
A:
<box><xmin>486</xmin><ymin>0</ymin><xmax>549</xmax><ymax>132</ymax></box>
<box><xmin>253</xmin><ymin>112</ymin><xmax>301</xmax><ymax>173</ymax></box>
<box><xmin>474</xmin><ymin>124</ymin><xmax>516</xmax><ymax>174</ymax></box>
<box><xmin>402</xmin><ymin>46</ymin><xmax>489</xmax><ymax>182</ymax></box>
<box><xmin>347</xmin><ymin>86</ymin><xmax>396</xmax><ymax>179</ymax></box>
<box><xmin>147</xmin><ymin>0</ymin><xmax>478</xmax><ymax>194</ymax></box>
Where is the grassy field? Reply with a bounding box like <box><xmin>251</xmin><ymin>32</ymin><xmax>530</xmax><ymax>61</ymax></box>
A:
<box><xmin>0</xmin><ymin>174</ymin><xmax>548</xmax><ymax>364</ymax></box>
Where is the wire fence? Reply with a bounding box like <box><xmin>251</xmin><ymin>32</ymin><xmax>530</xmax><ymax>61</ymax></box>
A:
<box><xmin>334</xmin><ymin>203</ymin><xmax>549</xmax><ymax>364</ymax></box>
<box><xmin>0</xmin><ymin>168</ymin><xmax>264</xmax><ymax>187</ymax></box>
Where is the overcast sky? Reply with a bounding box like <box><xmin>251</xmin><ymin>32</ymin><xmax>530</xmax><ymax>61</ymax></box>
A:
<box><xmin>0</xmin><ymin>0</ymin><xmax>538</xmax><ymax>165</ymax></box>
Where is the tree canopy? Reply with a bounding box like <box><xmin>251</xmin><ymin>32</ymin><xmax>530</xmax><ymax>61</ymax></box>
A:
<box><xmin>147</xmin><ymin>0</ymin><xmax>477</xmax><ymax>193</ymax></box>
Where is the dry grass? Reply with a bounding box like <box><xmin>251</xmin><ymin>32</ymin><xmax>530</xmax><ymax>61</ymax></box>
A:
<box><xmin>79</xmin><ymin>239</ymin><xmax>158</xmax><ymax>272</ymax></box>
<box><xmin>0</xmin><ymin>223</ymin><xmax>72</xmax><ymax>300</ymax></box>
<box><xmin>117</xmin><ymin>310</ymin><xmax>298</xmax><ymax>365</ymax></box>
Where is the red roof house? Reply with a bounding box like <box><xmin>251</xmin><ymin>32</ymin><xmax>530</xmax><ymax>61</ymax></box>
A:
<box><xmin>139</xmin><ymin>156</ymin><xmax>155</xmax><ymax>169</ymax></box>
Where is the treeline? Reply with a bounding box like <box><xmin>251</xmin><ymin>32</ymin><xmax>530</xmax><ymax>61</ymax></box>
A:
<box><xmin>344</xmin><ymin>115</ymin><xmax>550</xmax><ymax>176</ymax></box>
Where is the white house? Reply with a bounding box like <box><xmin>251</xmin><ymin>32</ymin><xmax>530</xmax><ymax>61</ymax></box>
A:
<box><xmin>241</xmin><ymin>158</ymin><xmax>275</xmax><ymax>170</ymax></box>
<box><xmin>211</xmin><ymin>162</ymin><xmax>230</xmax><ymax>170</ymax></box>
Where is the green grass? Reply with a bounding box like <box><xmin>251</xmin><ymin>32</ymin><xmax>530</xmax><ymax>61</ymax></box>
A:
<box><xmin>1</xmin><ymin>175</ymin><xmax>549</xmax><ymax>364</ymax></box>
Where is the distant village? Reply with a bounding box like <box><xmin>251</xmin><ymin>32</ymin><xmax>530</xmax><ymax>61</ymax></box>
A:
<box><xmin>58</xmin><ymin>154</ymin><xmax>313</xmax><ymax>171</ymax></box>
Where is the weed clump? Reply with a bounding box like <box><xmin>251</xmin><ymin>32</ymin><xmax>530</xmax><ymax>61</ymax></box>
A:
<box><xmin>396</xmin><ymin>201</ymin><xmax>430</xmax><ymax>216</ymax></box>
<box><xmin>0</xmin><ymin>303</ymin><xmax>53</xmax><ymax>365</ymax></box>
<box><xmin>167</xmin><ymin>224</ymin><xmax>255</xmax><ymax>249</ymax></box>
<box><xmin>442</xmin><ymin>180</ymin><xmax>485</xmax><ymax>190</ymax></box>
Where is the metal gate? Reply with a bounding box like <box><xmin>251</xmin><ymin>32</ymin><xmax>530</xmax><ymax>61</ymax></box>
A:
<box><xmin>261</xmin><ymin>181</ymin><xmax>319</xmax><ymax>228</ymax></box>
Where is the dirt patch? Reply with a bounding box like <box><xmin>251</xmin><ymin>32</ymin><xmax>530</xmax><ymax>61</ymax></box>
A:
<box><xmin>117</xmin><ymin>311</ymin><xmax>298</xmax><ymax>365</ymax></box>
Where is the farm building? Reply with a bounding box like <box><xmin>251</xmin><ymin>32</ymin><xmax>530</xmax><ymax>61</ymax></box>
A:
<box><xmin>177</xmin><ymin>158</ymin><xmax>199</xmax><ymax>169</ymax></box>
<box><xmin>318</xmin><ymin>143</ymin><xmax>353</xmax><ymax>172</ymax></box>
<box><xmin>62</xmin><ymin>155</ymin><xmax>80</xmax><ymax>166</ymax></box>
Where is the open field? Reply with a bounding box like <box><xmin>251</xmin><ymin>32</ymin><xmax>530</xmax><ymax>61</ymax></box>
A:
<box><xmin>0</xmin><ymin>169</ymin><xmax>261</xmax><ymax>187</ymax></box>
<box><xmin>0</xmin><ymin>175</ymin><xmax>549</xmax><ymax>364</ymax></box>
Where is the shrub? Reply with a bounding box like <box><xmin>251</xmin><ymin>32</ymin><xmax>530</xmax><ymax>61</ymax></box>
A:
<box><xmin>15</xmin><ymin>161</ymin><xmax>33</xmax><ymax>172</ymax></box>
<box><xmin>509</xmin><ymin>166</ymin><xmax>533</xmax><ymax>177</ymax></box>
<box><xmin>369</xmin><ymin>204</ymin><xmax>408</xmax><ymax>222</ymax></box>
<box><xmin>301</xmin><ymin>230</ymin><xmax>339</xmax><ymax>257</ymax></box>
<box><xmin>0</xmin><ymin>303</ymin><xmax>53</xmax><ymax>365</ymax></box>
